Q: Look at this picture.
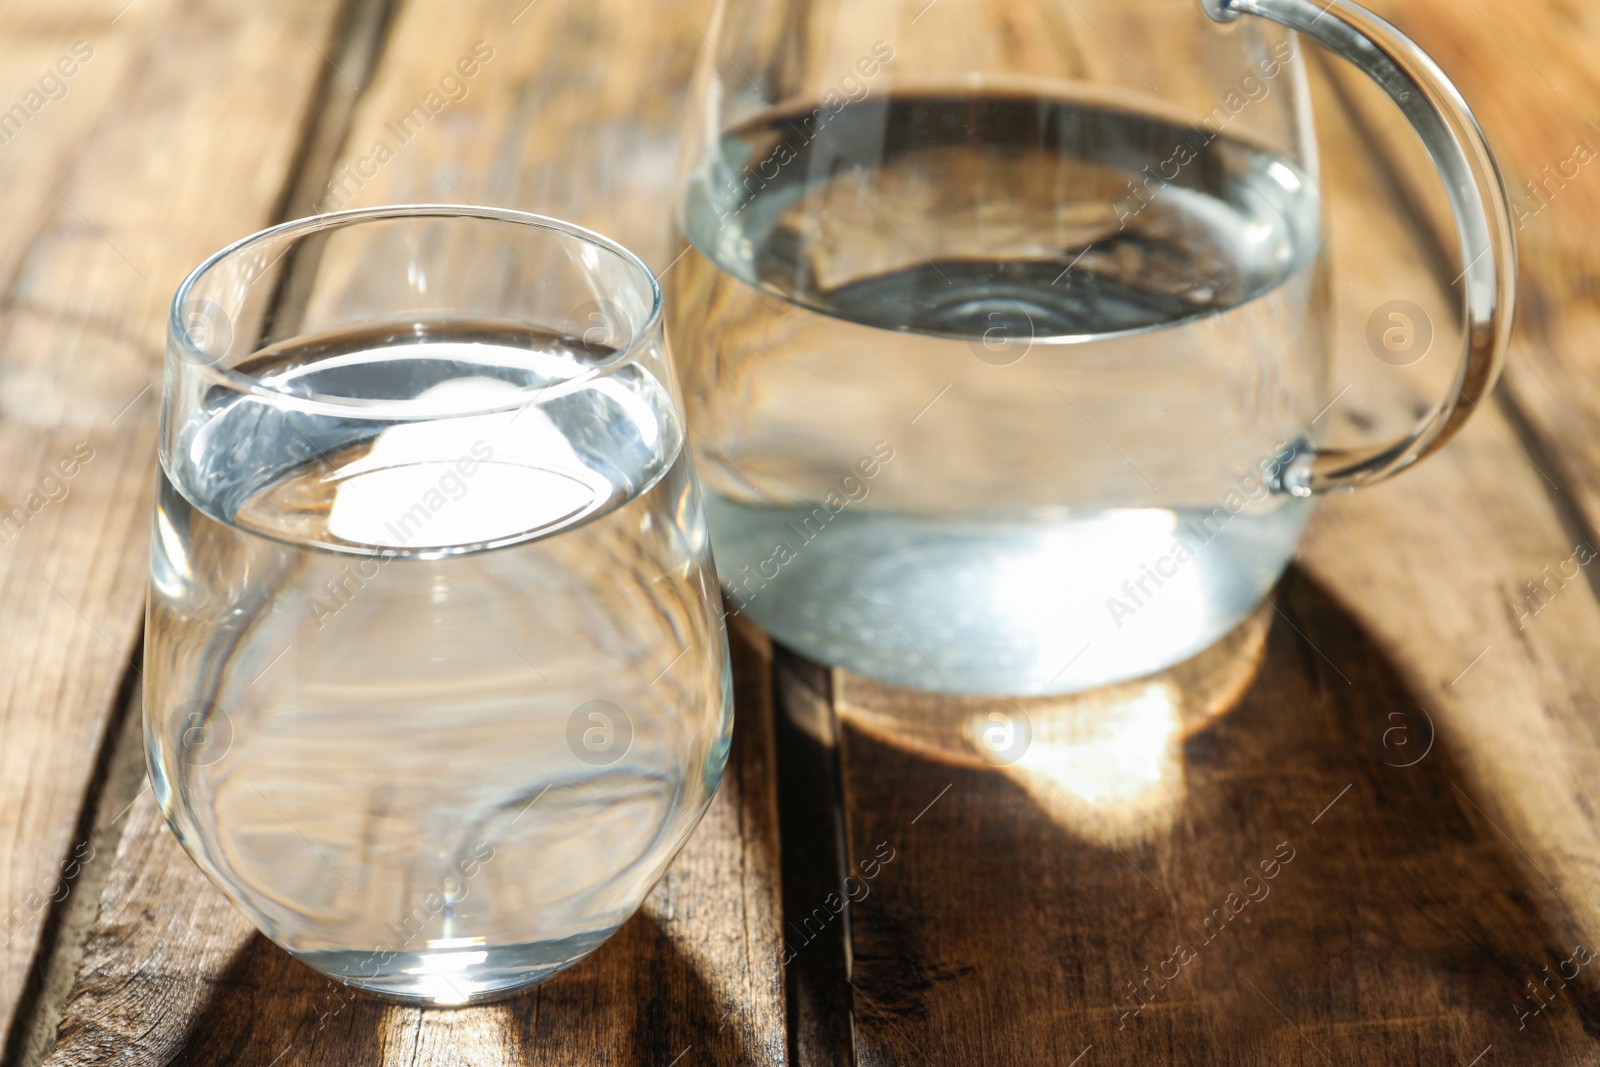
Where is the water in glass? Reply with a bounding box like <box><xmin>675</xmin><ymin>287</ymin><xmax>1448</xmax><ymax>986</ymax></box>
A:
<box><xmin>148</xmin><ymin>322</ymin><xmax>729</xmax><ymax>1003</ymax></box>
<box><xmin>671</xmin><ymin>92</ymin><xmax>1326</xmax><ymax>695</ymax></box>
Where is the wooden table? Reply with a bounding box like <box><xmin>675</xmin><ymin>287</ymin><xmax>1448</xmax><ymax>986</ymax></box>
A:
<box><xmin>1</xmin><ymin>0</ymin><xmax>1597</xmax><ymax>1063</ymax></box>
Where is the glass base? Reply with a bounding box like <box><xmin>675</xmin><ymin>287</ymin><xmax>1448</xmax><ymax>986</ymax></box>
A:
<box><xmin>709</xmin><ymin>495</ymin><xmax>1309</xmax><ymax>697</ymax></box>
<box><xmin>295</xmin><ymin>927</ymin><xmax>620</xmax><ymax>1006</ymax></box>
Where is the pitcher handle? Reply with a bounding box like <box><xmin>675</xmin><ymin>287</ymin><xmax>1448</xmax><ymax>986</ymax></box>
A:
<box><xmin>1200</xmin><ymin>0</ymin><xmax>1516</xmax><ymax>495</ymax></box>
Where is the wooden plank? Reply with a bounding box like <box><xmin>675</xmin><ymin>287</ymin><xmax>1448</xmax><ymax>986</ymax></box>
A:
<box><xmin>6</xmin><ymin>682</ymin><xmax>146</xmax><ymax>1067</ymax></box>
<box><xmin>805</xmin><ymin>18</ymin><xmax>1600</xmax><ymax>1067</ymax></box>
<box><xmin>833</xmin><ymin>562</ymin><xmax>1600</xmax><ymax>1066</ymax></box>
<box><xmin>301</xmin><ymin>0</ymin><xmax>708</xmax><ymax>270</ymax></box>
<box><xmin>0</xmin><ymin>0</ymin><xmax>355</xmax><ymax>1054</ymax></box>
<box><xmin>1300</xmin><ymin>0</ymin><xmax>1600</xmax><ymax>986</ymax></box>
<box><xmin>1320</xmin><ymin>0</ymin><xmax>1600</xmax><ymax>554</ymax></box>
<box><xmin>41</xmin><ymin>0</ymin><xmax>789</xmax><ymax>1062</ymax></box>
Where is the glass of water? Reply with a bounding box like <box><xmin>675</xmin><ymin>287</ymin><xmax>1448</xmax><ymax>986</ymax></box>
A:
<box><xmin>146</xmin><ymin>206</ymin><xmax>732</xmax><ymax>1004</ymax></box>
<box><xmin>669</xmin><ymin>0</ymin><xmax>1514</xmax><ymax>697</ymax></box>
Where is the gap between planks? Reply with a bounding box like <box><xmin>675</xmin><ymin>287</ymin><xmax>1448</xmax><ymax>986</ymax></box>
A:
<box><xmin>3</xmin><ymin>671</ymin><xmax>147</xmax><ymax>1067</ymax></box>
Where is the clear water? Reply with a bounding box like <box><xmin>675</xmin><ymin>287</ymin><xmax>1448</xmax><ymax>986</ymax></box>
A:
<box><xmin>146</xmin><ymin>324</ymin><xmax>731</xmax><ymax>1003</ymax></box>
<box><xmin>670</xmin><ymin>92</ymin><xmax>1327</xmax><ymax>695</ymax></box>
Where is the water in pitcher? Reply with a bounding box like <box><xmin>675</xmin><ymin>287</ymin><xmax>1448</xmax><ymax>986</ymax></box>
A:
<box><xmin>146</xmin><ymin>324</ymin><xmax>730</xmax><ymax>1002</ymax></box>
<box><xmin>670</xmin><ymin>92</ymin><xmax>1327</xmax><ymax>695</ymax></box>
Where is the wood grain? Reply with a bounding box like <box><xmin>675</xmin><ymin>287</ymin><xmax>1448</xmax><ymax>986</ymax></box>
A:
<box><xmin>304</xmin><ymin>0</ymin><xmax>709</xmax><ymax>271</ymax></box>
<box><xmin>0</xmin><ymin>0</ymin><xmax>353</xmax><ymax>1054</ymax></box>
<box><xmin>16</xmin><ymin>2</ymin><xmax>1600</xmax><ymax>1066</ymax></box>
<box><xmin>1323</xmin><ymin>0</ymin><xmax>1600</xmax><ymax>557</ymax></box>
<box><xmin>832</xmin><ymin>571</ymin><xmax>1600</xmax><ymax>1067</ymax></box>
<box><xmin>1298</xmin><ymin>0</ymin><xmax>1600</xmax><ymax>973</ymax></box>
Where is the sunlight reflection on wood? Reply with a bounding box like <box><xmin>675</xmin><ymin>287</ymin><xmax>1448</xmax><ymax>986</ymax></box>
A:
<box><xmin>836</xmin><ymin>596</ymin><xmax>1274</xmax><ymax>843</ymax></box>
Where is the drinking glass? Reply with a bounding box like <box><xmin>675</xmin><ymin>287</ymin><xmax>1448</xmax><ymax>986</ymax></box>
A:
<box><xmin>146</xmin><ymin>206</ymin><xmax>732</xmax><ymax>1004</ymax></box>
<box><xmin>668</xmin><ymin>0</ymin><xmax>1514</xmax><ymax>696</ymax></box>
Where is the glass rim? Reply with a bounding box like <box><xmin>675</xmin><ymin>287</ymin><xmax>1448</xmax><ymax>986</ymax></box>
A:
<box><xmin>169</xmin><ymin>204</ymin><xmax>666</xmax><ymax>421</ymax></box>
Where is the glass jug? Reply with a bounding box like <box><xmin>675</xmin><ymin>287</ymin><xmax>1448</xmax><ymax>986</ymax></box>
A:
<box><xmin>667</xmin><ymin>0</ymin><xmax>1514</xmax><ymax>696</ymax></box>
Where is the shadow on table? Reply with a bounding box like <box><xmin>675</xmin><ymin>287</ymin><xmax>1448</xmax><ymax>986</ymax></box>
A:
<box><xmin>172</xmin><ymin>908</ymin><xmax>747</xmax><ymax>1066</ymax></box>
<box><xmin>801</xmin><ymin>568</ymin><xmax>1600</xmax><ymax>1067</ymax></box>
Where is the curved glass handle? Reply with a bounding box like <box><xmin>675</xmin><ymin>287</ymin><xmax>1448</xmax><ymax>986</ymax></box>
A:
<box><xmin>1201</xmin><ymin>0</ymin><xmax>1517</xmax><ymax>495</ymax></box>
